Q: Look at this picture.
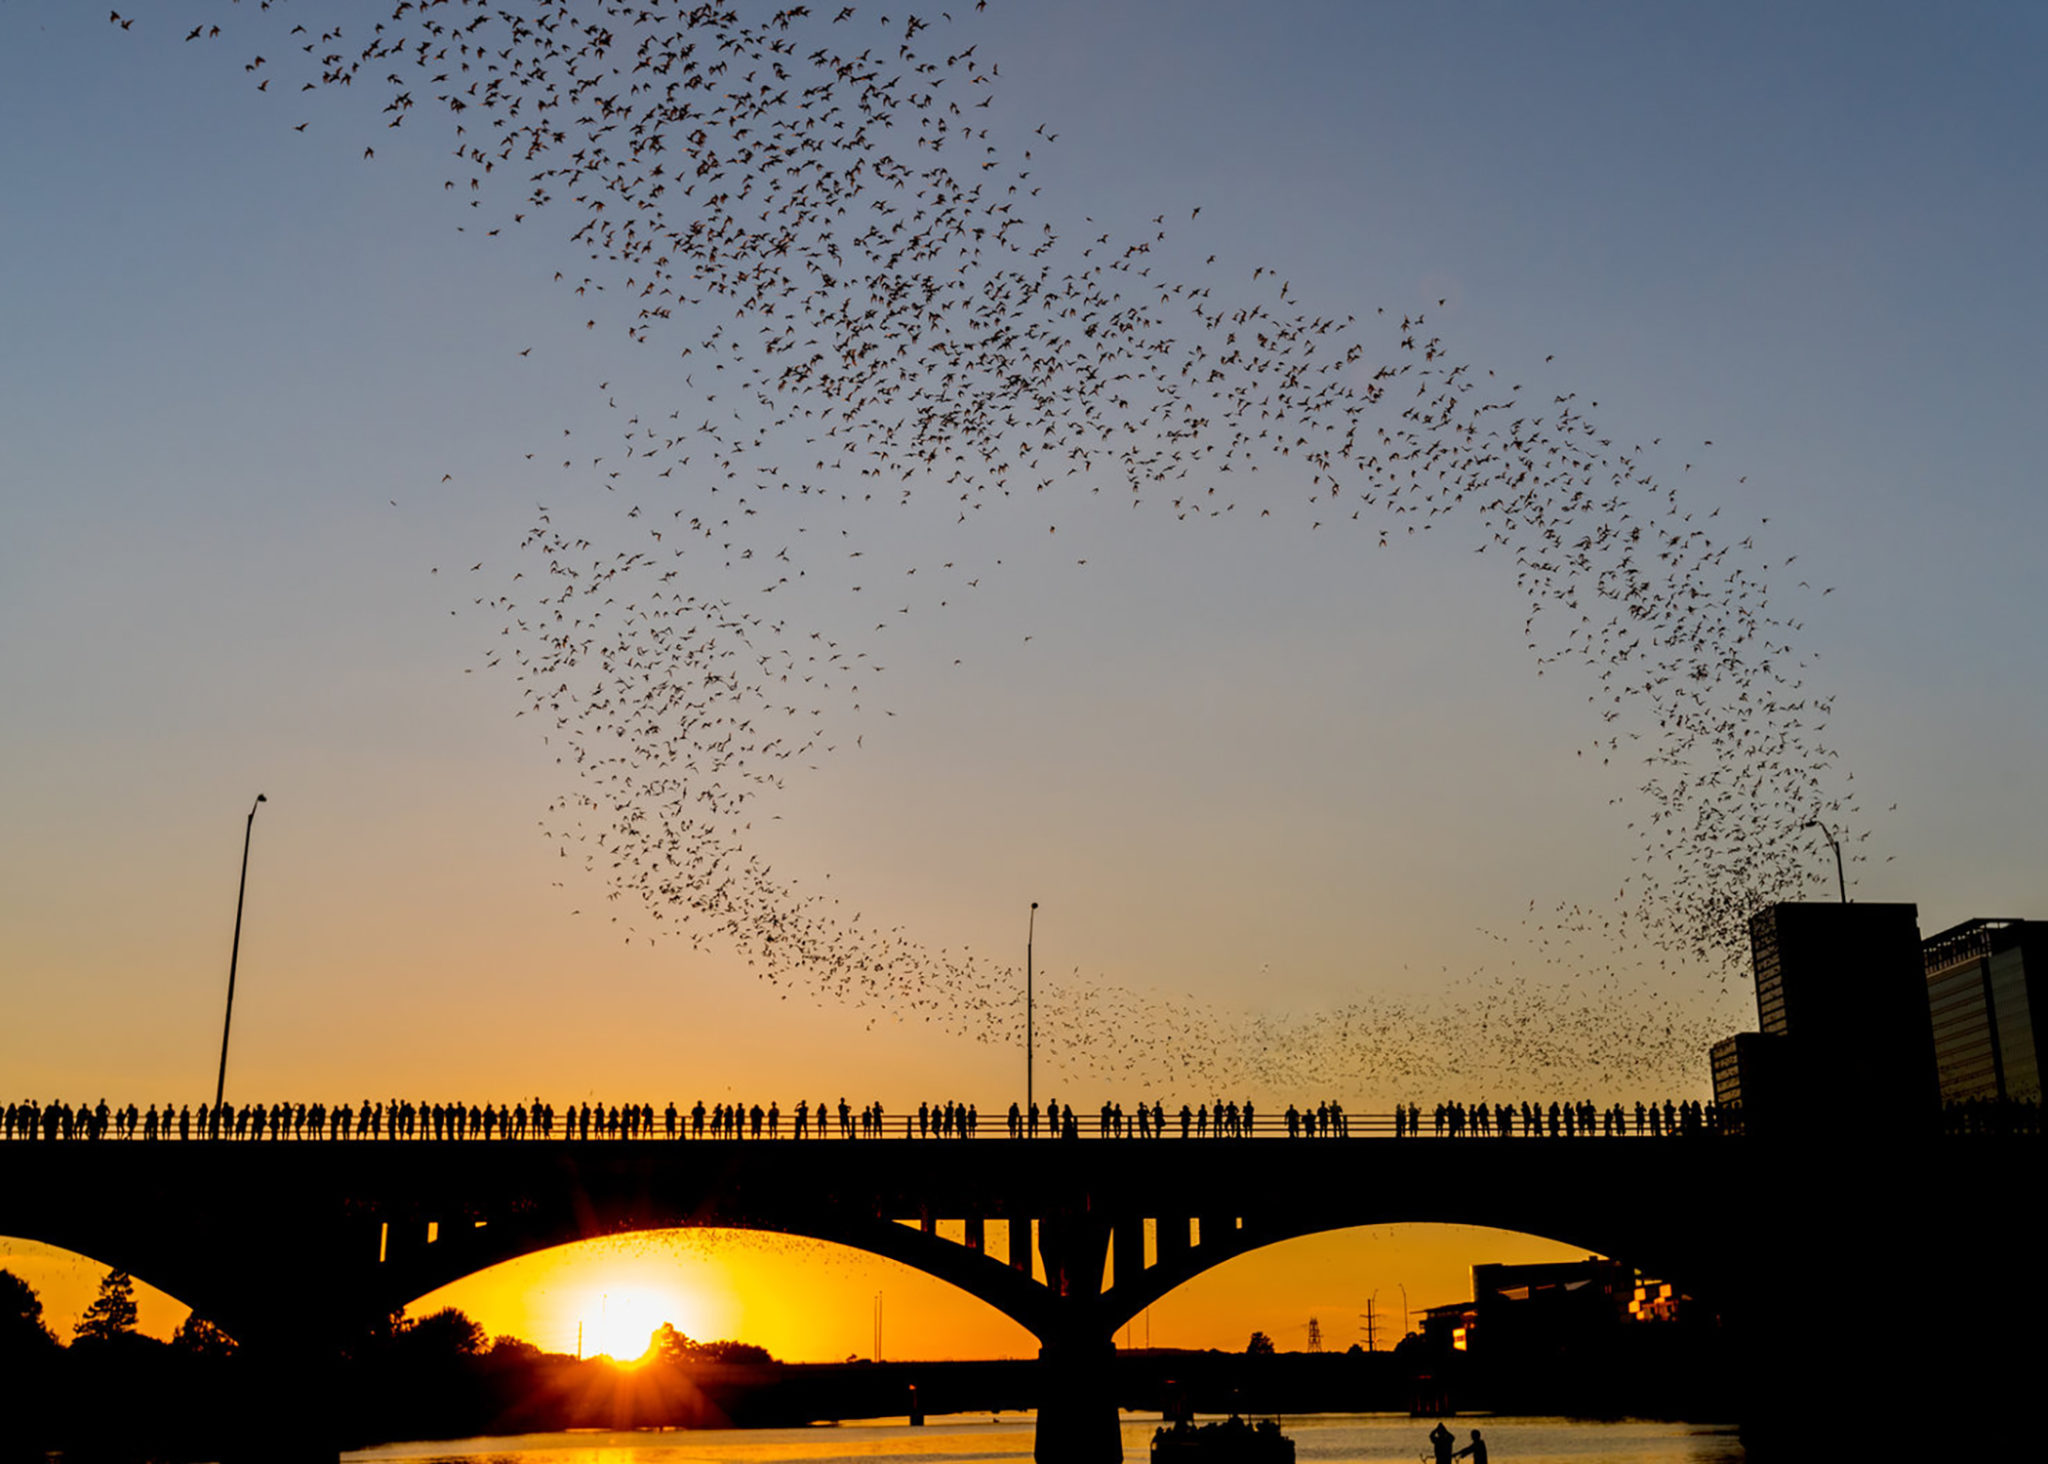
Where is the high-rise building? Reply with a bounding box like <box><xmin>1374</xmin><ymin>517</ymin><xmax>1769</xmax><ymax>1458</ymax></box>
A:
<box><xmin>1745</xmin><ymin>902</ymin><xmax>1938</xmax><ymax>1124</ymax></box>
<box><xmin>1709</xmin><ymin>1031</ymin><xmax>1789</xmax><ymax>1134</ymax></box>
<box><xmin>1922</xmin><ymin>918</ymin><xmax>2046</xmax><ymax>1105</ymax></box>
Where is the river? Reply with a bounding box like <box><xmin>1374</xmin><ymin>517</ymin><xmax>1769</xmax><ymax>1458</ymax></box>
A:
<box><xmin>346</xmin><ymin>1413</ymin><xmax>1744</xmax><ymax>1463</ymax></box>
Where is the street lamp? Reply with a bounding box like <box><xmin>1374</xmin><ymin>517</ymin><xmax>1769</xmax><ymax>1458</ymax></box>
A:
<box><xmin>214</xmin><ymin>794</ymin><xmax>266</xmax><ymax>1113</ymax></box>
<box><xmin>1026</xmin><ymin>902</ymin><xmax>1039</xmax><ymax>1116</ymax></box>
<box><xmin>1803</xmin><ymin>819</ymin><xmax>1846</xmax><ymax>903</ymax></box>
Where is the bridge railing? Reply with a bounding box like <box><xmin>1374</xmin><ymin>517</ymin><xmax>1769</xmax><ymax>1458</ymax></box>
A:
<box><xmin>2</xmin><ymin>1100</ymin><xmax>1733</xmax><ymax>1143</ymax></box>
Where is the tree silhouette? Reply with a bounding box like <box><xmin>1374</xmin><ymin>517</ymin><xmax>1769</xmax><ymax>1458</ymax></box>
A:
<box><xmin>74</xmin><ymin>1269</ymin><xmax>139</xmax><ymax>1344</ymax></box>
<box><xmin>171</xmin><ymin>1313</ymin><xmax>238</xmax><ymax>1361</ymax></box>
<box><xmin>403</xmin><ymin>1306</ymin><xmax>485</xmax><ymax>1359</ymax></box>
<box><xmin>654</xmin><ymin>1320</ymin><xmax>773</xmax><ymax>1366</ymax></box>
<box><xmin>488</xmin><ymin>1334</ymin><xmax>544</xmax><ymax>1363</ymax></box>
<box><xmin>654</xmin><ymin>1321</ymin><xmax>692</xmax><ymax>1366</ymax></box>
<box><xmin>1245</xmin><ymin>1330</ymin><xmax>1276</xmax><ymax>1356</ymax></box>
<box><xmin>1</xmin><ymin>1268</ymin><xmax>58</xmax><ymax>1355</ymax></box>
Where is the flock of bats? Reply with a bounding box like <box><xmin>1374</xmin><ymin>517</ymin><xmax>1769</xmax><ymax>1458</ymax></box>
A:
<box><xmin>99</xmin><ymin>3</ymin><xmax>1868</xmax><ymax>1094</ymax></box>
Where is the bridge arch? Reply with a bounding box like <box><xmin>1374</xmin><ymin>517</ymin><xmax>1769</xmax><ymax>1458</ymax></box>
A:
<box><xmin>378</xmin><ymin>1196</ymin><xmax>1073</xmax><ymax>1340</ymax></box>
<box><xmin>1096</xmin><ymin>1206</ymin><xmax>1706</xmax><ymax>1338</ymax></box>
<box><xmin>1093</xmin><ymin>1219</ymin><xmax>1626</xmax><ymax>1345</ymax></box>
<box><xmin>344</xmin><ymin>1139</ymin><xmax>1740</xmax><ymax>1361</ymax></box>
<box><xmin>377</xmin><ymin>1201</ymin><xmax>1691</xmax><ymax>1360</ymax></box>
<box><xmin>400</xmin><ymin>1226</ymin><xmax>1041</xmax><ymax>1362</ymax></box>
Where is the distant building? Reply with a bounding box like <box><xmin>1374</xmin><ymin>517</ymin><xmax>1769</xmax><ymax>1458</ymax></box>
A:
<box><xmin>1420</xmin><ymin>1259</ymin><xmax>1640</xmax><ymax>1358</ymax></box>
<box><xmin>1419</xmin><ymin>1300</ymin><xmax>1479</xmax><ymax>1354</ymax></box>
<box><xmin>1472</xmin><ymin>1258</ymin><xmax>1633</xmax><ymax>1324</ymax></box>
<box><xmin>1745</xmin><ymin>901</ymin><xmax>1938</xmax><ymax>1125</ymax></box>
<box><xmin>1922</xmin><ymin>918</ymin><xmax>2046</xmax><ymax>1105</ymax></box>
<box><xmin>1629</xmin><ymin>1278</ymin><xmax>1692</xmax><ymax>1325</ymax></box>
<box><xmin>1709</xmin><ymin>1031</ymin><xmax>1790</xmax><ymax>1135</ymax></box>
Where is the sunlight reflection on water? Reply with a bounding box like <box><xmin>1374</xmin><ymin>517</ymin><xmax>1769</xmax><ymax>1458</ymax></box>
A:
<box><xmin>345</xmin><ymin>1413</ymin><xmax>1745</xmax><ymax>1464</ymax></box>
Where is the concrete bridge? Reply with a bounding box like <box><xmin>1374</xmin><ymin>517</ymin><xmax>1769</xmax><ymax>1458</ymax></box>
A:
<box><xmin>1</xmin><ymin>1133</ymin><xmax>2036</xmax><ymax>1461</ymax></box>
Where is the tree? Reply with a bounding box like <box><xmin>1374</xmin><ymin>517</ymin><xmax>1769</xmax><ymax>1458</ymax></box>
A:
<box><xmin>74</xmin><ymin>1269</ymin><xmax>139</xmax><ymax>1344</ymax></box>
<box><xmin>694</xmin><ymin>1338</ymin><xmax>771</xmax><ymax>1364</ymax></box>
<box><xmin>0</xmin><ymin>1268</ymin><xmax>58</xmax><ymax>1355</ymax></box>
<box><xmin>653</xmin><ymin>1321</ymin><xmax>694</xmax><ymax>1366</ymax></box>
<box><xmin>171</xmin><ymin>1313</ymin><xmax>238</xmax><ymax>1362</ymax></box>
<box><xmin>0</xmin><ymin>1270</ymin><xmax>61</xmax><ymax>1449</ymax></box>
<box><xmin>403</xmin><ymin>1306</ymin><xmax>486</xmax><ymax>1359</ymax></box>
<box><xmin>1245</xmin><ymin>1330</ymin><xmax>1275</xmax><ymax>1356</ymax></box>
<box><xmin>653</xmin><ymin>1321</ymin><xmax>773</xmax><ymax>1367</ymax></box>
<box><xmin>487</xmin><ymin>1334</ymin><xmax>543</xmax><ymax>1363</ymax></box>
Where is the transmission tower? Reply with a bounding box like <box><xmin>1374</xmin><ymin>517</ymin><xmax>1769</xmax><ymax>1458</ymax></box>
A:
<box><xmin>1306</xmin><ymin>1316</ymin><xmax>1323</xmax><ymax>1352</ymax></box>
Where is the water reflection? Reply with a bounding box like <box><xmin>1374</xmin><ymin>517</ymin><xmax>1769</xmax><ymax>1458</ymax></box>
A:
<box><xmin>346</xmin><ymin>1413</ymin><xmax>1744</xmax><ymax>1464</ymax></box>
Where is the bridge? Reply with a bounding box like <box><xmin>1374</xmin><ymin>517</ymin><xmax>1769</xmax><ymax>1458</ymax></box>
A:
<box><xmin>1</xmin><ymin>1124</ymin><xmax>2038</xmax><ymax>1462</ymax></box>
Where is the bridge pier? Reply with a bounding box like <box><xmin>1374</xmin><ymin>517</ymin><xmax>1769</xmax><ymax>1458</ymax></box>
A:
<box><xmin>1008</xmin><ymin>1213</ymin><xmax>1036</xmax><ymax>1273</ymax></box>
<box><xmin>1033</xmin><ymin>1205</ymin><xmax>1123</xmax><ymax>1463</ymax></box>
<box><xmin>1035</xmin><ymin>1331</ymin><xmax>1124</xmax><ymax>1464</ymax></box>
<box><xmin>191</xmin><ymin>1269</ymin><xmax>360</xmax><ymax>1464</ymax></box>
<box><xmin>218</xmin><ymin>1338</ymin><xmax>342</xmax><ymax>1464</ymax></box>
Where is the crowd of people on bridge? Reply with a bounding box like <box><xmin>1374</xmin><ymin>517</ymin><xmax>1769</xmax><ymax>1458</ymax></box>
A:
<box><xmin>1403</xmin><ymin>1098</ymin><xmax>1725</xmax><ymax>1138</ymax></box>
<box><xmin>4</xmin><ymin>1094</ymin><xmax>1735</xmax><ymax>1142</ymax></box>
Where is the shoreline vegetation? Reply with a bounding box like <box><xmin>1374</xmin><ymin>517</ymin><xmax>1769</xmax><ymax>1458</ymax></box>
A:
<box><xmin>2</xmin><ymin>1269</ymin><xmax>1735</xmax><ymax>1461</ymax></box>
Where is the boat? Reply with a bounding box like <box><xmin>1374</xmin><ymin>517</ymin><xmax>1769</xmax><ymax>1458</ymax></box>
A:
<box><xmin>1150</xmin><ymin>1413</ymin><xmax>1296</xmax><ymax>1463</ymax></box>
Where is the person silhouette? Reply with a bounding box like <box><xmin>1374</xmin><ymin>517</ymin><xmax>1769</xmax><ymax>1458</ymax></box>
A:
<box><xmin>1429</xmin><ymin>1420</ymin><xmax>1456</xmax><ymax>1464</ymax></box>
<box><xmin>1454</xmin><ymin>1428</ymin><xmax>1488</xmax><ymax>1464</ymax></box>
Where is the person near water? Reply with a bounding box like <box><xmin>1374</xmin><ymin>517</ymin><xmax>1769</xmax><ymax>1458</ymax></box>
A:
<box><xmin>1429</xmin><ymin>1420</ymin><xmax>1456</xmax><ymax>1464</ymax></box>
<box><xmin>1454</xmin><ymin>1428</ymin><xmax>1488</xmax><ymax>1464</ymax></box>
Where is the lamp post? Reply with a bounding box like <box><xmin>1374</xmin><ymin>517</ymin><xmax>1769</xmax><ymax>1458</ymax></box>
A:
<box><xmin>213</xmin><ymin>794</ymin><xmax>266</xmax><ymax>1113</ymax></box>
<box><xmin>1803</xmin><ymin>818</ymin><xmax>1846</xmax><ymax>903</ymax></box>
<box><xmin>1026</xmin><ymin>902</ymin><xmax>1039</xmax><ymax>1115</ymax></box>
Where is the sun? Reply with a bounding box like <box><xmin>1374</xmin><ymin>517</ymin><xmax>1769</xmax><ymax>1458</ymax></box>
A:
<box><xmin>586</xmin><ymin>1286</ymin><xmax>687</xmax><ymax>1365</ymax></box>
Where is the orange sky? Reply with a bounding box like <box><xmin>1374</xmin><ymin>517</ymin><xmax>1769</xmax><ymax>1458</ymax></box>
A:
<box><xmin>4</xmin><ymin>1222</ymin><xmax>1589</xmax><ymax>1363</ymax></box>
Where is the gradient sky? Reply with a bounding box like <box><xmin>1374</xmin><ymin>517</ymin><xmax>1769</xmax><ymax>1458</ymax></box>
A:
<box><xmin>3</xmin><ymin>2</ymin><xmax>2044</xmax><ymax>1359</ymax></box>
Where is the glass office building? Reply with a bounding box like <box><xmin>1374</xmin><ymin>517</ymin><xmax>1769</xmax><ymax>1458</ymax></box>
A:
<box><xmin>1922</xmin><ymin>918</ymin><xmax>2044</xmax><ymax>1105</ymax></box>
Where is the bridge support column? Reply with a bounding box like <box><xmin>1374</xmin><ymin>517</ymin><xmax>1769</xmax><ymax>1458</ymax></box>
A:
<box><xmin>219</xmin><ymin>1339</ymin><xmax>340</xmax><ymax>1464</ymax></box>
<box><xmin>1008</xmin><ymin>1214</ymin><xmax>1035</xmax><ymax>1274</ymax></box>
<box><xmin>1035</xmin><ymin>1332</ymin><xmax>1123</xmax><ymax>1464</ymax></box>
<box><xmin>202</xmin><ymin>1230</ymin><xmax>405</xmax><ymax>1464</ymax></box>
<box><xmin>1155</xmin><ymin>1214</ymin><xmax>1189</xmax><ymax>1268</ymax></box>
<box><xmin>1039</xmin><ymin>1209</ymin><xmax>1110</xmax><ymax>1300</ymax></box>
<box><xmin>1112</xmin><ymin>1217</ymin><xmax>1145</xmax><ymax>1294</ymax></box>
<box><xmin>1199</xmin><ymin>1212</ymin><xmax>1235</xmax><ymax>1257</ymax></box>
<box><xmin>1034</xmin><ymin>1209</ymin><xmax>1121</xmax><ymax>1463</ymax></box>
